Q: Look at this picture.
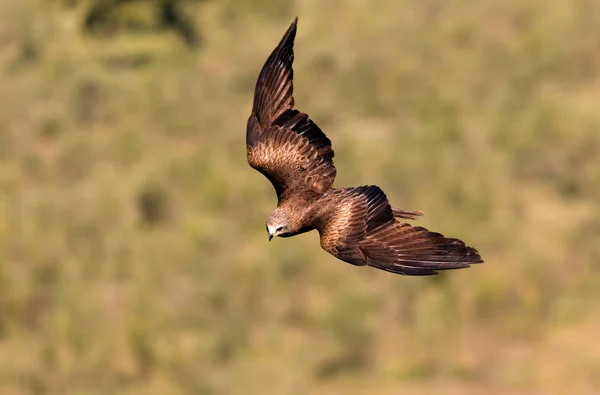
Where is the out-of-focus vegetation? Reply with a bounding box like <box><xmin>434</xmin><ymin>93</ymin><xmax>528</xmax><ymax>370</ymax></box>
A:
<box><xmin>2</xmin><ymin>0</ymin><xmax>600</xmax><ymax>394</ymax></box>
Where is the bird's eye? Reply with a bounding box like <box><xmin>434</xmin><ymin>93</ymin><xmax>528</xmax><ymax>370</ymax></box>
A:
<box><xmin>276</xmin><ymin>226</ymin><xmax>283</xmax><ymax>232</ymax></box>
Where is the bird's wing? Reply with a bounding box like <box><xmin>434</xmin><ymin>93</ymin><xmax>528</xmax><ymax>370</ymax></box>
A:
<box><xmin>246</xmin><ymin>18</ymin><xmax>336</xmax><ymax>200</ymax></box>
<box><xmin>318</xmin><ymin>186</ymin><xmax>483</xmax><ymax>276</ymax></box>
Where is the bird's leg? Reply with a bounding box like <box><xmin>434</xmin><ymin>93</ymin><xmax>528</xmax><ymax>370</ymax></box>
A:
<box><xmin>392</xmin><ymin>208</ymin><xmax>424</xmax><ymax>220</ymax></box>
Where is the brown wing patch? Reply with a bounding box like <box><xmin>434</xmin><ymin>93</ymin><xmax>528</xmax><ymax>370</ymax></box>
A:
<box><xmin>247</xmin><ymin>111</ymin><xmax>336</xmax><ymax>199</ymax></box>
<box><xmin>317</xmin><ymin>186</ymin><xmax>383</xmax><ymax>262</ymax></box>
<box><xmin>318</xmin><ymin>186</ymin><xmax>483</xmax><ymax>275</ymax></box>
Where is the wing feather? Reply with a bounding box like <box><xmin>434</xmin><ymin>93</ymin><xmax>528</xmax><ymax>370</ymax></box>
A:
<box><xmin>319</xmin><ymin>186</ymin><xmax>483</xmax><ymax>275</ymax></box>
<box><xmin>246</xmin><ymin>18</ymin><xmax>336</xmax><ymax>200</ymax></box>
<box><xmin>252</xmin><ymin>18</ymin><xmax>296</xmax><ymax>126</ymax></box>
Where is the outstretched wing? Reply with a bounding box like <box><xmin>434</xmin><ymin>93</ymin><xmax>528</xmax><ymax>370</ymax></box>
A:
<box><xmin>318</xmin><ymin>186</ymin><xmax>483</xmax><ymax>276</ymax></box>
<box><xmin>246</xmin><ymin>17</ymin><xmax>336</xmax><ymax>200</ymax></box>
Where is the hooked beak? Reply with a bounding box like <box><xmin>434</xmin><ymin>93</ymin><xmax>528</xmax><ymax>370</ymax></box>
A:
<box><xmin>268</xmin><ymin>233</ymin><xmax>273</xmax><ymax>241</ymax></box>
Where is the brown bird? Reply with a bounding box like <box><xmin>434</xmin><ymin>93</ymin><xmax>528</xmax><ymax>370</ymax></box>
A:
<box><xmin>247</xmin><ymin>18</ymin><xmax>483</xmax><ymax>275</ymax></box>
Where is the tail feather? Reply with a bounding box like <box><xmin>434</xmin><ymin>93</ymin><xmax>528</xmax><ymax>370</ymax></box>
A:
<box><xmin>392</xmin><ymin>208</ymin><xmax>424</xmax><ymax>220</ymax></box>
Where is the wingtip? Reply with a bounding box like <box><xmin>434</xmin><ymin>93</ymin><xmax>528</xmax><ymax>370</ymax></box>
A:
<box><xmin>286</xmin><ymin>17</ymin><xmax>298</xmax><ymax>38</ymax></box>
<box><xmin>467</xmin><ymin>249</ymin><xmax>484</xmax><ymax>264</ymax></box>
<box><xmin>275</xmin><ymin>17</ymin><xmax>298</xmax><ymax>51</ymax></box>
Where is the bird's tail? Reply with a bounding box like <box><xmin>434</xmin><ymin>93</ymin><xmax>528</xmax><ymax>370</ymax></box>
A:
<box><xmin>392</xmin><ymin>208</ymin><xmax>424</xmax><ymax>220</ymax></box>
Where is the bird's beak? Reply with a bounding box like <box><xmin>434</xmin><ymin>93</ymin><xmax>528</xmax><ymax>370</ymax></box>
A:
<box><xmin>268</xmin><ymin>234</ymin><xmax>273</xmax><ymax>241</ymax></box>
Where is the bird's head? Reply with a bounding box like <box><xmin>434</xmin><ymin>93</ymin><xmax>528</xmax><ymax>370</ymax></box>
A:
<box><xmin>266</xmin><ymin>209</ymin><xmax>291</xmax><ymax>241</ymax></box>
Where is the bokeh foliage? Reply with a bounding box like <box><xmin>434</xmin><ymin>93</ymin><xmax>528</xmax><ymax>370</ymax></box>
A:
<box><xmin>1</xmin><ymin>0</ymin><xmax>600</xmax><ymax>394</ymax></box>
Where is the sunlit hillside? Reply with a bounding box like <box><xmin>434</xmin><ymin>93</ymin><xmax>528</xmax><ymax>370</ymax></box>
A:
<box><xmin>1</xmin><ymin>0</ymin><xmax>599</xmax><ymax>394</ymax></box>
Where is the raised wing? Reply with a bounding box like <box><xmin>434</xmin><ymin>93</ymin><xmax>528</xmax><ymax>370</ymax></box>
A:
<box><xmin>246</xmin><ymin>17</ymin><xmax>336</xmax><ymax>200</ymax></box>
<box><xmin>318</xmin><ymin>186</ymin><xmax>483</xmax><ymax>275</ymax></box>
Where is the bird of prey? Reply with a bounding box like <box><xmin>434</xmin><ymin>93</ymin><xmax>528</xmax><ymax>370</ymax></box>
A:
<box><xmin>246</xmin><ymin>17</ymin><xmax>483</xmax><ymax>275</ymax></box>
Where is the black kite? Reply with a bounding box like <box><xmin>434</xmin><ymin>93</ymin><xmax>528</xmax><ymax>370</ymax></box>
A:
<box><xmin>246</xmin><ymin>18</ymin><xmax>483</xmax><ymax>275</ymax></box>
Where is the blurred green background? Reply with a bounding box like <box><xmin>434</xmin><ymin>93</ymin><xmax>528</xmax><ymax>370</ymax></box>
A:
<box><xmin>2</xmin><ymin>0</ymin><xmax>600</xmax><ymax>394</ymax></box>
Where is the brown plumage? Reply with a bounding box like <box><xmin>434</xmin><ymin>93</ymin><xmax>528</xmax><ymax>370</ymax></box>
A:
<box><xmin>247</xmin><ymin>18</ymin><xmax>483</xmax><ymax>276</ymax></box>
